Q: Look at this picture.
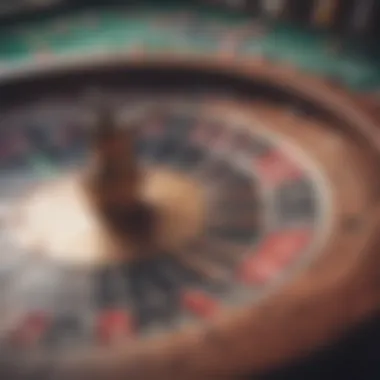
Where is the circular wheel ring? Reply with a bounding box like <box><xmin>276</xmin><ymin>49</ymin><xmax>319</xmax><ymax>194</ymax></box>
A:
<box><xmin>1</xmin><ymin>55</ymin><xmax>380</xmax><ymax>380</ymax></box>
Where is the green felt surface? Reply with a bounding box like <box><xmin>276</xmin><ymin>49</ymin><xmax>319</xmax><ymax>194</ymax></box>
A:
<box><xmin>0</xmin><ymin>5</ymin><xmax>379</xmax><ymax>91</ymax></box>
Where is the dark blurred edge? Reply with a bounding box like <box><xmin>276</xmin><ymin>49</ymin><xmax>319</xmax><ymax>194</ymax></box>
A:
<box><xmin>252</xmin><ymin>314</ymin><xmax>380</xmax><ymax>380</ymax></box>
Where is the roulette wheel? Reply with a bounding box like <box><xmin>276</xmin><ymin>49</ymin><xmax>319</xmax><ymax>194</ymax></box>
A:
<box><xmin>0</xmin><ymin>1</ymin><xmax>380</xmax><ymax>379</ymax></box>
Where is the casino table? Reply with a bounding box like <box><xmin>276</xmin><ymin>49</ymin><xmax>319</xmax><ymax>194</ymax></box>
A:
<box><xmin>1</xmin><ymin>4</ymin><xmax>380</xmax><ymax>91</ymax></box>
<box><xmin>0</xmin><ymin>2</ymin><xmax>380</xmax><ymax>380</ymax></box>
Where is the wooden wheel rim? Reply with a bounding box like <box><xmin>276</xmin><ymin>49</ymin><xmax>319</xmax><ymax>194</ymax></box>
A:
<box><xmin>1</xmin><ymin>55</ymin><xmax>380</xmax><ymax>380</ymax></box>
